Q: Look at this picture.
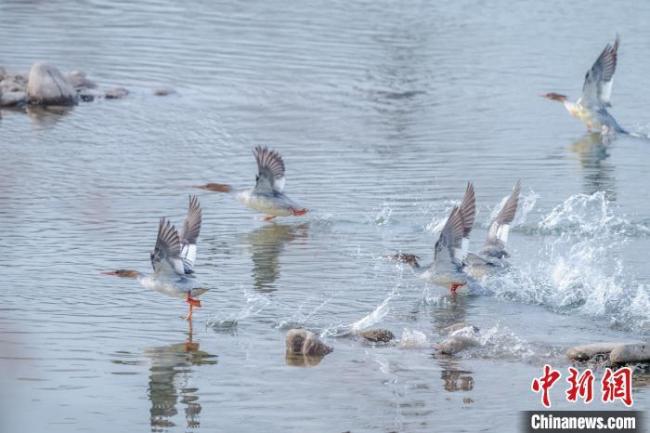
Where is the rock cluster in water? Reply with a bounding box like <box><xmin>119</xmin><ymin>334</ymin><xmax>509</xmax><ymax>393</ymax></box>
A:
<box><xmin>1</xmin><ymin>61</ymin><xmax>175</xmax><ymax>109</ymax></box>
<box><xmin>567</xmin><ymin>342</ymin><xmax>650</xmax><ymax>366</ymax></box>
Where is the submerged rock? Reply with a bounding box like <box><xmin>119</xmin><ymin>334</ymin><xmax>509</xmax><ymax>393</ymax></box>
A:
<box><xmin>26</xmin><ymin>62</ymin><xmax>77</xmax><ymax>106</ymax></box>
<box><xmin>359</xmin><ymin>329</ymin><xmax>395</xmax><ymax>343</ymax></box>
<box><xmin>438</xmin><ymin>335</ymin><xmax>478</xmax><ymax>355</ymax></box>
<box><xmin>105</xmin><ymin>87</ymin><xmax>129</xmax><ymax>99</ymax></box>
<box><xmin>66</xmin><ymin>70</ymin><xmax>97</xmax><ymax>90</ymax></box>
<box><xmin>566</xmin><ymin>342</ymin><xmax>626</xmax><ymax>362</ymax></box>
<box><xmin>285</xmin><ymin>329</ymin><xmax>333</xmax><ymax>357</ymax></box>
<box><xmin>153</xmin><ymin>86</ymin><xmax>176</xmax><ymax>96</ymax></box>
<box><xmin>436</xmin><ymin>323</ymin><xmax>480</xmax><ymax>355</ymax></box>
<box><xmin>610</xmin><ymin>343</ymin><xmax>650</xmax><ymax>365</ymax></box>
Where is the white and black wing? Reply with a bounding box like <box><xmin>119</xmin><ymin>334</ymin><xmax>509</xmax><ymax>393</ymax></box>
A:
<box><xmin>180</xmin><ymin>195</ymin><xmax>202</xmax><ymax>274</ymax></box>
<box><xmin>581</xmin><ymin>35</ymin><xmax>619</xmax><ymax>108</ymax></box>
<box><xmin>484</xmin><ymin>181</ymin><xmax>520</xmax><ymax>257</ymax></box>
<box><xmin>253</xmin><ymin>146</ymin><xmax>286</xmax><ymax>194</ymax></box>
<box><xmin>434</xmin><ymin>206</ymin><xmax>467</xmax><ymax>272</ymax></box>
<box><xmin>151</xmin><ymin>218</ymin><xmax>185</xmax><ymax>276</ymax></box>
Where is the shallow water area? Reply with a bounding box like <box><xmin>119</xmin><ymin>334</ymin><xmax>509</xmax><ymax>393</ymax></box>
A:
<box><xmin>1</xmin><ymin>0</ymin><xmax>650</xmax><ymax>432</ymax></box>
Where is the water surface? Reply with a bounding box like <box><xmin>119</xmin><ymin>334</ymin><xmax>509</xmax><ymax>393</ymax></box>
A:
<box><xmin>1</xmin><ymin>0</ymin><xmax>649</xmax><ymax>432</ymax></box>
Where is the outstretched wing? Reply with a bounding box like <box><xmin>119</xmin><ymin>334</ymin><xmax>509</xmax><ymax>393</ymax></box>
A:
<box><xmin>458</xmin><ymin>182</ymin><xmax>476</xmax><ymax>253</ymax></box>
<box><xmin>581</xmin><ymin>35</ymin><xmax>619</xmax><ymax>108</ymax></box>
<box><xmin>253</xmin><ymin>146</ymin><xmax>286</xmax><ymax>194</ymax></box>
<box><xmin>434</xmin><ymin>206</ymin><xmax>467</xmax><ymax>272</ymax></box>
<box><xmin>151</xmin><ymin>218</ymin><xmax>185</xmax><ymax>276</ymax></box>
<box><xmin>180</xmin><ymin>195</ymin><xmax>202</xmax><ymax>274</ymax></box>
<box><xmin>485</xmin><ymin>180</ymin><xmax>521</xmax><ymax>249</ymax></box>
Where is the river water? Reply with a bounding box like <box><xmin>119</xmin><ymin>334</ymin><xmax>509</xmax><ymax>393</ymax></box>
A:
<box><xmin>1</xmin><ymin>0</ymin><xmax>649</xmax><ymax>432</ymax></box>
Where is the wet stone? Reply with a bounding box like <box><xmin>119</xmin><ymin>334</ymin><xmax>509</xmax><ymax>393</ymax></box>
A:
<box><xmin>26</xmin><ymin>62</ymin><xmax>77</xmax><ymax>106</ymax></box>
<box><xmin>566</xmin><ymin>342</ymin><xmax>627</xmax><ymax>361</ymax></box>
<box><xmin>359</xmin><ymin>329</ymin><xmax>395</xmax><ymax>343</ymax></box>
<box><xmin>610</xmin><ymin>342</ymin><xmax>650</xmax><ymax>365</ymax></box>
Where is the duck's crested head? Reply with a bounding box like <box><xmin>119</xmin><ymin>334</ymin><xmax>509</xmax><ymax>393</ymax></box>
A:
<box><xmin>541</xmin><ymin>92</ymin><xmax>568</xmax><ymax>102</ymax></box>
<box><xmin>101</xmin><ymin>269</ymin><xmax>140</xmax><ymax>279</ymax></box>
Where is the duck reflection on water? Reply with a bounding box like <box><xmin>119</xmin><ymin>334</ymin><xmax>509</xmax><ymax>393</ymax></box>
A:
<box><xmin>569</xmin><ymin>132</ymin><xmax>616</xmax><ymax>199</ymax></box>
<box><xmin>146</xmin><ymin>321</ymin><xmax>217</xmax><ymax>432</ymax></box>
<box><xmin>247</xmin><ymin>223</ymin><xmax>309</xmax><ymax>291</ymax></box>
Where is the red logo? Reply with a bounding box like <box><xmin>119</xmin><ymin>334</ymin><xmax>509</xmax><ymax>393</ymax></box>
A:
<box><xmin>601</xmin><ymin>367</ymin><xmax>633</xmax><ymax>407</ymax></box>
<box><xmin>531</xmin><ymin>364</ymin><xmax>562</xmax><ymax>408</ymax></box>
<box><xmin>531</xmin><ymin>366</ymin><xmax>634</xmax><ymax>408</ymax></box>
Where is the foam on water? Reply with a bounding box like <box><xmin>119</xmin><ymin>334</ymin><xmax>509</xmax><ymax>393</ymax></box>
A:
<box><xmin>398</xmin><ymin>328</ymin><xmax>429</xmax><ymax>349</ymax></box>
<box><xmin>538</xmin><ymin>191</ymin><xmax>650</xmax><ymax>237</ymax></box>
<box><xmin>490</xmin><ymin>192</ymin><xmax>650</xmax><ymax>334</ymax></box>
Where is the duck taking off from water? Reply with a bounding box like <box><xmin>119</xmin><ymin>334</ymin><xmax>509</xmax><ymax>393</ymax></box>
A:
<box><xmin>392</xmin><ymin>183</ymin><xmax>476</xmax><ymax>294</ymax></box>
<box><xmin>102</xmin><ymin>195</ymin><xmax>207</xmax><ymax>320</ymax></box>
<box><xmin>465</xmin><ymin>181</ymin><xmax>521</xmax><ymax>277</ymax></box>
<box><xmin>542</xmin><ymin>35</ymin><xmax>626</xmax><ymax>135</ymax></box>
<box><xmin>195</xmin><ymin>146</ymin><xmax>308</xmax><ymax>221</ymax></box>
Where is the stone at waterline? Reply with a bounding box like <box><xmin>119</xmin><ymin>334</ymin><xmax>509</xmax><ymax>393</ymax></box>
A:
<box><xmin>566</xmin><ymin>342</ymin><xmax>631</xmax><ymax>361</ymax></box>
<box><xmin>26</xmin><ymin>62</ymin><xmax>77</xmax><ymax>106</ymax></box>
<box><xmin>610</xmin><ymin>343</ymin><xmax>650</xmax><ymax>365</ymax></box>
<box><xmin>285</xmin><ymin>329</ymin><xmax>333</xmax><ymax>357</ymax></box>
<box><xmin>0</xmin><ymin>91</ymin><xmax>27</xmax><ymax>107</ymax></box>
<box><xmin>359</xmin><ymin>329</ymin><xmax>395</xmax><ymax>343</ymax></box>
<box><xmin>153</xmin><ymin>86</ymin><xmax>176</xmax><ymax>96</ymax></box>
<box><xmin>437</xmin><ymin>335</ymin><xmax>478</xmax><ymax>355</ymax></box>
<box><xmin>105</xmin><ymin>87</ymin><xmax>129</xmax><ymax>99</ymax></box>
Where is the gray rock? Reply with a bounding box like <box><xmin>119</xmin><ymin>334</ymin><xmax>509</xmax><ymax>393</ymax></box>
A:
<box><xmin>610</xmin><ymin>343</ymin><xmax>650</xmax><ymax>365</ymax></box>
<box><xmin>66</xmin><ymin>70</ymin><xmax>97</xmax><ymax>90</ymax></box>
<box><xmin>1</xmin><ymin>77</ymin><xmax>26</xmax><ymax>93</ymax></box>
<box><xmin>0</xmin><ymin>67</ymin><xmax>6</xmax><ymax>81</ymax></box>
<box><xmin>0</xmin><ymin>91</ymin><xmax>27</xmax><ymax>107</ymax></box>
<box><xmin>105</xmin><ymin>87</ymin><xmax>129</xmax><ymax>99</ymax></box>
<box><xmin>285</xmin><ymin>329</ymin><xmax>333</xmax><ymax>357</ymax></box>
<box><xmin>359</xmin><ymin>329</ymin><xmax>395</xmax><ymax>343</ymax></box>
<box><xmin>566</xmin><ymin>342</ymin><xmax>628</xmax><ymax>361</ymax></box>
<box><xmin>438</xmin><ymin>335</ymin><xmax>478</xmax><ymax>355</ymax></box>
<box><xmin>26</xmin><ymin>62</ymin><xmax>77</xmax><ymax>106</ymax></box>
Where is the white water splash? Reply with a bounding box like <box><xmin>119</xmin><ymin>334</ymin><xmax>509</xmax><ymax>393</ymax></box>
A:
<box><xmin>539</xmin><ymin>191</ymin><xmax>650</xmax><ymax>237</ymax></box>
<box><xmin>206</xmin><ymin>290</ymin><xmax>271</xmax><ymax>331</ymax></box>
<box><xmin>490</xmin><ymin>192</ymin><xmax>650</xmax><ymax>333</ymax></box>
<box><xmin>350</xmin><ymin>293</ymin><xmax>393</xmax><ymax>333</ymax></box>
<box><xmin>399</xmin><ymin>328</ymin><xmax>429</xmax><ymax>348</ymax></box>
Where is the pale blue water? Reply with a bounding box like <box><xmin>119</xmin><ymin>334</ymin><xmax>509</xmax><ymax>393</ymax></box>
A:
<box><xmin>1</xmin><ymin>0</ymin><xmax>649</xmax><ymax>432</ymax></box>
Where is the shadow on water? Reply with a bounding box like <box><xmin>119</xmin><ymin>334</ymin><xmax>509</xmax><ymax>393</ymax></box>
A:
<box><xmin>247</xmin><ymin>223</ymin><xmax>309</xmax><ymax>292</ymax></box>
<box><xmin>145</xmin><ymin>321</ymin><xmax>217</xmax><ymax>432</ymax></box>
<box><xmin>569</xmin><ymin>132</ymin><xmax>616</xmax><ymax>200</ymax></box>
